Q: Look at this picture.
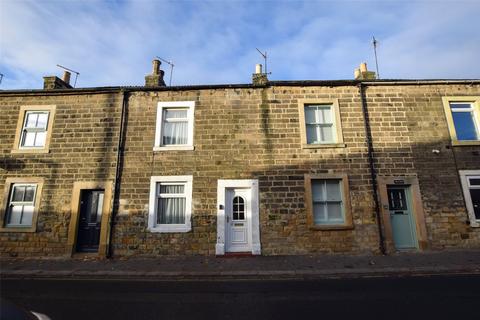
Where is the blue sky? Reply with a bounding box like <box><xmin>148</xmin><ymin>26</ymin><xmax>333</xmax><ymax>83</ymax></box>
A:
<box><xmin>1</xmin><ymin>0</ymin><xmax>479</xmax><ymax>89</ymax></box>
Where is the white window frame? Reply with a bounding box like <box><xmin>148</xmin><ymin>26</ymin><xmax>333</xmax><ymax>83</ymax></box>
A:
<box><xmin>442</xmin><ymin>96</ymin><xmax>480</xmax><ymax>146</ymax></box>
<box><xmin>148</xmin><ymin>175</ymin><xmax>193</xmax><ymax>233</ymax></box>
<box><xmin>5</xmin><ymin>183</ymin><xmax>37</xmax><ymax>227</ymax></box>
<box><xmin>12</xmin><ymin>105</ymin><xmax>56</xmax><ymax>154</ymax></box>
<box><xmin>19</xmin><ymin>111</ymin><xmax>50</xmax><ymax>149</ymax></box>
<box><xmin>154</xmin><ymin>101</ymin><xmax>195</xmax><ymax>151</ymax></box>
<box><xmin>459</xmin><ymin>170</ymin><xmax>480</xmax><ymax>228</ymax></box>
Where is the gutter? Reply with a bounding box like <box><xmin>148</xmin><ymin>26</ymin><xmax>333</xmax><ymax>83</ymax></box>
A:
<box><xmin>1</xmin><ymin>79</ymin><xmax>478</xmax><ymax>97</ymax></box>
<box><xmin>359</xmin><ymin>80</ymin><xmax>480</xmax><ymax>86</ymax></box>
<box><xmin>108</xmin><ymin>89</ymin><xmax>129</xmax><ymax>258</ymax></box>
<box><xmin>0</xmin><ymin>84</ymin><xmax>256</xmax><ymax>96</ymax></box>
<box><xmin>358</xmin><ymin>83</ymin><xmax>386</xmax><ymax>255</ymax></box>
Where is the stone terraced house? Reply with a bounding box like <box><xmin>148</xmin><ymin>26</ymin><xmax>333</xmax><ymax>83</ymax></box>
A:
<box><xmin>0</xmin><ymin>61</ymin><xmax>479</xmax><ymax>258</ymax></box>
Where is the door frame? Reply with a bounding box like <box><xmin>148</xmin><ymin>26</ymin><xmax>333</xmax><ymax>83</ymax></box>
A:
<box><xmin>66</xmin><ymin>181</ymin><xmax>113</xmax><ymax>258</ymax></box>
<box><xmin>378</xmin><ymin>176</ymin><xmax>428</xmax><ymax>253</ymax></box>
<box><xmin>216</xmin><ymin>179</ymin><xmax>261</xmax><ymax>255</ymax></box>
<box><xmin>386</xmin><ymin>185</ymin><xmax>418</xmax><ymax>249</ymax></box>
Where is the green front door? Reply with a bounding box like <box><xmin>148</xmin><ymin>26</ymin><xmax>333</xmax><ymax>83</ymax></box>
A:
<box><xmin>387</xmin><ymin>186</ymin><xmax>418</xmax><ymax>249</ymax></box>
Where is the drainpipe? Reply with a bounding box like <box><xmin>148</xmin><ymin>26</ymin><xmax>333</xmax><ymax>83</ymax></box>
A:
<box><xmin>108</xmin><ymin>89</ymin><xmax>129</xmax><ymax>258</ymax></box>
<box><xmin>358</xmin><ymin>83</ymin><xmax>386</xmax><ymax>255</ymax></box>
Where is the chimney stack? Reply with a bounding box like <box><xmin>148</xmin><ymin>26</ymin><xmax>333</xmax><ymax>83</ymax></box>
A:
<box><xmin>252</xmin><ymin>64</ymin><xmax>268</xmax><ymax>86</ymax></box>
<box><xmin>145</xmin><ymin>58</ymin><xmax>166</xmax><ymax>87</ymax></box>
<box><xmin>43</xmin><ymin>72</ymin><xmax>73</xmax><ymax>90</ymax></box>
<box><xmin>354</xmin><ymin>62</ymin><xmax>376</xmax><ymax>80</ymax></box>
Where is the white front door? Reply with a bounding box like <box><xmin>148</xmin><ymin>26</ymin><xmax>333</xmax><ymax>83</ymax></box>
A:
<box><xmin>225</xmin><ymin>188</ymin><xmax>252</xmax><ymax>252</ymax></box>
<box><xmin>216</xmin><ymin>179</ymin><xmax>260</xmax><ymax>255</ymax></box>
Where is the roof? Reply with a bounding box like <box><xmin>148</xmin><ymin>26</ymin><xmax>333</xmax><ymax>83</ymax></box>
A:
<box><xmin>0</xmin><ymin>79</ymin><xmax>479</xmax><ymax>96</ymax></box>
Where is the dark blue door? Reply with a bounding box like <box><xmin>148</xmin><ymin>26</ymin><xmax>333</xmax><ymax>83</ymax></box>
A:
<box><xmin>76</xmin><ymin>190</ymin><xmax>104</xmax><ymax>252</ymax></box>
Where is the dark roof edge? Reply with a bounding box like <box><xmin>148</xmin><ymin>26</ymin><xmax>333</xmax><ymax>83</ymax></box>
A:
<box><xmin>271</xmin><ymin>79</ymin><xmax>480</xmax><ymax>86</ymax></box>
<box><xmin>1</xmin><ymin>79</ymin><xmax>479</xmax><ymax>96</ymax></box>
<box><xmin>0</xmin><ymin>84</ymin><xmax>255</xmax><ymax>96</ymax></box>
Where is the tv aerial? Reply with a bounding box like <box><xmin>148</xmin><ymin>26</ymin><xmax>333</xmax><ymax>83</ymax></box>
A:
<box><xmin>256</xmin><ymin>48</ymin><xmax>271</xmax><ymax>75</ymax></box>
<box><xmin>56</xmin><ymin>64</ymin><xmax>80</xmax><ymax>87</ymax></box>
<box><xmin>372</xmin><ymin>36</ymin><xmax>380</xmax><ymax>79</ymax></box>
<box><xmin>156</xmin><ymin>56</ymin><xmax>174</xmax><ymax>86</ymax></box>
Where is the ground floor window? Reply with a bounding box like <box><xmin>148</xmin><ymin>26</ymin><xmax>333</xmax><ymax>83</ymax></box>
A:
<box><xmin>148</xmin><ymin>176</ymin><xmax>193</xmax><ymax>233</ymax></box>
<box><xmin>311</xmin><ymin>179</ymin><xmax>344</xmax><ymax>224</ymax></box>
<box><xmin>6</xmin><ymin>184</ymin><xmax>37</xmax><ymax>227</ymax></box>
<box><xmin>304</xmin><ymin>174</ymin><xmax>353</xmax><ymax>230</ymax></box>
<box><xmin>1</xmin><ymin>177</ymin><xmax>44</xmax><ymax>233</ymax></box>
<box><xmin>459</xmin><ymin>170</ymin><xmax>480</xmax><ymax>227</ymax></box>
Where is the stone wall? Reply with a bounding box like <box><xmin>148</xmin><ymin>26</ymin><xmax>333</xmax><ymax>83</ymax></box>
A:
<box><xmin>364</xmin><ymin>84</ymin><xmax>480</xmax><ymax>249</ymax></box>
<box><xmin>0</xmin><ymin>92</ymin><xmax>121</xmax><ymax>256</ymax></box>
<box><xmin>1</xmin><ymin>82</ymin><xmax>479</xmax><ymax>258</ymax></box>
<box><xmin>114</xmin><ymin>87</ymin><xmax>378</xmax><ymax>256</ymax></box>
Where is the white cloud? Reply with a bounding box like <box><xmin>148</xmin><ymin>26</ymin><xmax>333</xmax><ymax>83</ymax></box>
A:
<box><xmin>0</xmin><ymin>0</ymin><xmax>478</xmax><ymax>89</ymax></box>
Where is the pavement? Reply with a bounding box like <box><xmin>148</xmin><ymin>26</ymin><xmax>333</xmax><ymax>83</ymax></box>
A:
<box><xmin>1</xmin><ymin>249</ymin><xmax>480</xmax><ymax>280</ymax></box>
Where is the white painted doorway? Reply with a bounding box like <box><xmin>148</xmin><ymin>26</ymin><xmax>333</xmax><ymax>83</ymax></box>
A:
<box><xmin>225</xmin><ymin>188</ymin><xmax>251</xmax><ymax>252</ymax></box>
<box><xmin>216</xmin><ymin>180</ymin><xmax>261</xmax><ymax>255</ymax></box>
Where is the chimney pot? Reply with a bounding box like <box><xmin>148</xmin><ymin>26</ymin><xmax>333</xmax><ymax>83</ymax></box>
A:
<box><xmin>62</xmin><ymin>71</ymin><xmax>71</xmax><ymax>84</ymax></box>
<box><xmin>255</xmin><ymin>64</ymin><xmax>263</xmax><ymax>74</ymax></box>
<box><xmin>152</xmin><ymin>59</ymin><xmax>161</xmax><ymax>75</ymax></box>
<box><xmin>354</xmin><ymin>69</ymin><xmax>361</xmax><ymax>79</ymax></box>
<box><xmin>360</xmin><ymin>62</ymin><xmax>368</xmax><ymax>73</ymax></box>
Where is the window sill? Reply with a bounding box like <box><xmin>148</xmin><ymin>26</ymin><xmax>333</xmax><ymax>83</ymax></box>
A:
<box><xmin>451</xmin><ymin>140</ymin><xmax>480</xmax><ymax>146</ymax></box>
<box><xmin>153</xmin><ymin>145</ymin><xmax>195</xmax><ymax>152</ymax></box>
<box><xmin>309</xmin><ymin>224</ymin><xmax>354</xmax><ymax>231</ymax></box>
<box><xmin>0</xmin><ymin>226</ymin><xmax>36</xmax><ymax>233</ymax></box>
<box><xmin>302</xmin><ymin>143</ymin><xmax>346</xmax><ymax>149</ymax></box>
<box><xmin>11</xmin><ymin>148</ymin><xmax>50</xmax><ymax>154</ymax></box>
<box><xmin>148</xmin><ymin>225</ymin><xmax>191</xmax><ymax>233</ymax></box>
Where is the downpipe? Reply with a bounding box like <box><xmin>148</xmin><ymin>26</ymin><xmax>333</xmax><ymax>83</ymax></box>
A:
<box><xmin>358</xmin><ymin>83</ymin><xmax>387</xmax><ymax>255</ymax></box>
<box><xmin>107</xmin><ymin>89</ymin><xmax>128</xmax><ymax>258</ymax></box>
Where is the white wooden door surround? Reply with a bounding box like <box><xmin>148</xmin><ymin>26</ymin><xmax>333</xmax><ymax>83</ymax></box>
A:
<box><xmin>216</xmin><ymin>180</ymin><xmax>261</xmax><ymax>255</ymax></box>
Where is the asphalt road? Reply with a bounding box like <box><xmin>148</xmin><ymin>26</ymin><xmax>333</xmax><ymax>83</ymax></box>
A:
<box><xmin>1</xmin><ymin>274</ymin><xmax>479</xmax><ymax>320</ymax></box>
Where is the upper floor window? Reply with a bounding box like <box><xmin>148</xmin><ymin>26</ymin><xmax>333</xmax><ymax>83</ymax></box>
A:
<box><xmin>148</xmin><ymin>176</ymin><xmax>193</xmax><ymax>233</ymax></box>
<box><xmin>1</xmin><ymin>177</ymin><xmax>44</xmax><ymax>233</ymax></box>
<box><xmin>154</xmin><ymin>101</ymin><xmax>195</xmax><ymax>151</ymax></box>
<box><xmin>12</xmin><ymin>105</ymin><xmax>56</xmax><ymax>154</ymax></box>
<box><xmin>21</xmin><ymin>111</ymin><xmax>49</xmax><ymax>147</ymax></box>
<box><xmin>305</xmin><ymin>104</ymin><xmax>335</xmax><ymax>144</ymax></box>
<box><xmin>442</xmin><ymin>97</ymin><xmax>480</xmax><ymax>146</ymax></box>
<box><xmin>298</xmin><ymin>99</ymin><xmax>344</xmax><ymax>148</ymax></box>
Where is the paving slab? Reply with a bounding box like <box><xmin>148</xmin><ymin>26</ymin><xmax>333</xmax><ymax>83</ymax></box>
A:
<box><xmin>1</xmin><ymin>249</ymin><xmax>479</xmax><ymax>280</ymax></box>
